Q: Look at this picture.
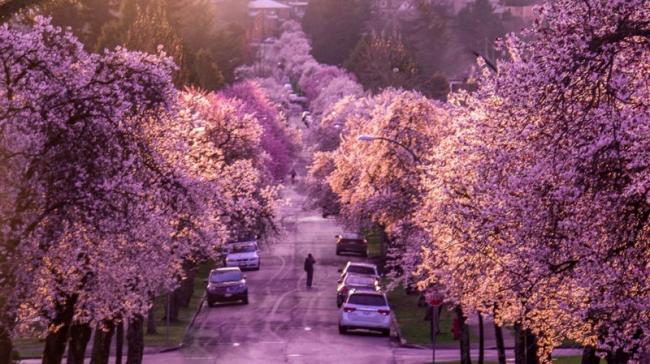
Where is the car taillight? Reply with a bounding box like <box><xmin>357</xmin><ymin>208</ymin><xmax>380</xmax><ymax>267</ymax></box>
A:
<box><xmin>341</xmin><ymin>286</ymin><xmax>349</xmax><ymax>295</ymax></box>
<box><xmin>343</xmin><ymin>306</ymin><xmax>356</xmax><ymax>313</ymax></box>
<box><xmin>378</xmin><ymin>309</ymin><xmax>390</xmax><ymax>316</ymax></box>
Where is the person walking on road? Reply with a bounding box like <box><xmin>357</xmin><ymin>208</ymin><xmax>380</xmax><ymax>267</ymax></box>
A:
<box><xmin>304</xmin><ymin>253</ymin><xmax>316</xmax><ymax>288</ymax></box>
<box><xmin>290</xmin><ymin>168</ymin><xmax>297</xmax><ymax>184</ymax></box>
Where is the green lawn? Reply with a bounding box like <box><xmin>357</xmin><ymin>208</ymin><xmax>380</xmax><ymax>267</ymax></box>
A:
<box><xmin>388</xmin><ymin>286</ymin><xmax>455</xmax><ymax>346</ymax></box>
<box><xmin>144</xmin><ymin>263</ymin><xmax>212</xmax><ymax>348</ymax></box>
<box><xmin>14</xmin><ymin>263</ymin><xmax>212</xmax><ymax>359</ymax></box>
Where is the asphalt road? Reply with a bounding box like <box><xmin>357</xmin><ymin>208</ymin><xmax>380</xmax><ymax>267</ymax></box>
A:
<box><xmin>179</xmin><ymin>186</ymin><xmax>395</xmax><ymax>364</ymax></box>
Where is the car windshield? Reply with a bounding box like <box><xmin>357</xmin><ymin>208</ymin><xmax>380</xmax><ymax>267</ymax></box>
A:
<box><xmin>347</xmin><ymin>265</ymin><xmax>375</xmax><ymax>275</ymax></box>
<box><xmin>342</xmin><ymin>233</ymin><xmax>362</xmax><ymax>240</ymax></box>
<box><xmin>210</xmin><ymin>271</ymin><xmax>242</xmax><ymax>283</ymax></box>
<box><xmin>348</xmin><ymin>294</ymin><xmax>386</xmax><ymax>306</ymax></box>
<box><xmin>232</xmin><ymin>245</ymin><xmax>256</xmax><ymax>253</ymax></box>
<box><xmin>346</xmin><ymin>275</ymin><xmax>376</xmax><ymax>286</ymax></box>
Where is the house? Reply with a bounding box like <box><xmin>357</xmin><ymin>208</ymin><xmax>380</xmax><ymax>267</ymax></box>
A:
<box><xmin>248</xmin><ymin>0</ymin><xmax>292</xmax><ymax>42</ymax></box>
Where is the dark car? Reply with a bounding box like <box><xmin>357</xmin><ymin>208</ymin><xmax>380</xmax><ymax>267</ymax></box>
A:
<box><xmin>205</xmin><ymin>267</ymin><xmax>248</xmax><ymax>306</ymax></box>
<box><xmin>336</xmin><ymin>273</ymin><xmax>381</xmax><ymax>307</ymax></box>
<box><xmin>335</xmin><ymin>233</ymin><xmax>368</xmax><ymax>256</ymax></box>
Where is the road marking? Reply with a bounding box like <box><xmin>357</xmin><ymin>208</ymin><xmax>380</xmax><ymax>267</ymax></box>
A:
<box><xmin>232</xmin><ymin>342</ymin><xmax>240</xmax><ymax>347</ymax></box>
<box><xmin>304</xmin><ymin>326</ymin><xmax>312</xmax><ymax>331</ymax></box>
<box><xmin>287</xmin><ymin>354</ymin><xmax>303</xmax><ymax>357</ymax></box>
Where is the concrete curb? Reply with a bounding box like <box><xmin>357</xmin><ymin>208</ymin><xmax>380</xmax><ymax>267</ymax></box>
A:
<box><xmin>182</xmin><ymin>294</ymin><xmax>206</xmax><ymax>345</ymax></box>
<box><xmin>390</xmin><ymin>313</ymin><xmax>407</xmax><ymax>346</ymax></box>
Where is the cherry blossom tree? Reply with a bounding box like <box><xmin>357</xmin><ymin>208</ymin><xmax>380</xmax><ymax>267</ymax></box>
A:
<box><xmin>0</xmin><ymin>16</ymin><xmax>184</xmax><ymax>363</ymax></box>
<box><xmin>221</xmin><ymin>80</ymin><xmax>301</xmax><ymax>181</ymax></box>
<box><xmin>414</xmin><ymin>0</ymin><xmax>650</xmax><ymax>362</ymax></box>
<box><xmin>0</xmin><ymin>18</ymin><xmax>284</xmax><ymax>364</ymax></box>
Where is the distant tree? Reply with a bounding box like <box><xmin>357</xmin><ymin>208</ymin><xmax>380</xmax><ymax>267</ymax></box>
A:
<box><xmin>345</xmin><ymin>30</ymin><xmax>420</xmax><ymax>93</ymax></box>
<box><xmin>456</xmin><ymin>0</ymin><xmax>505</xmax><ymax>62</ymax></box>
<box><xmin>302</xmin><ymin>0</ymin><xmax>371</xmax><ymax>65</ymax></box>
<box><xmin>398</xmin><ymin>0</ymin><xmax>454</xmax><ymax>76</ymax></box>
<box><xmin>191</xmin><ymin>48</ymin><xmax>225</xmax><ymax>90</ymax></box>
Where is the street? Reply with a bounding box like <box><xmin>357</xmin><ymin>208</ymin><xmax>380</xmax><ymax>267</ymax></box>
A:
<box><xmin>177</xmin><ymin>186</ymin><xmax>395</xmax><ymax>364</ymax></box>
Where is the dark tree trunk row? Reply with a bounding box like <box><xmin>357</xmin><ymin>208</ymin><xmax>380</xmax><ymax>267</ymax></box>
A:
<box><xmin>127</xmin><ymin>315</ymin><xmax>144</xmax><ymax>364</ymax></box>
<box><xmin>495</xmin><ymin>322</ymin><xmax>506</xmax><ymax>364</ymax></box>
<box><xmin>66</xmin><ymin>323</ymin><xmax>91</xmax><ymax>364</ymax></box>
<box><xmin>514</xmin><ymin>324</ymin><xmax>539</xmax><ymax>364</ymax></box>
<box><xmin>115</xmin><ymin>322</ymin><xmax>124</xmax><ymax>364</ymax></box>
<box><xmin>43</xmin><ymin>295</ymin><xmax>77</xmax><ymax>364</ymax></box>
<box><xmin>456</xmin><ymin>306</ymin><xmax>472</xmax><ymax>364</ymax></box>
<box><xmin>0</xmin><ymin>325</ymin><xmax>13</xmax><ymax>364</ymax></box>
<box><xmin>146</xmin><ymin>306</ymin><xmax>157</xmax><ymax>335</ymax></box>
<box><xmin>90</xmin><ymin>320</ymin><xmax>114</xmax><ymax>364</ymax></box>
<box><xmin>524</xmin><ymin>330</ymin><xmax>538</xmax><ymax>364</ymax></box>
<box><xmin>606</xmin><ymin>350</ymin><xmax>629</xmax><ymax>364</ymax></box>
<box><xmin>582</xmin><ymin>346</ymin><xmax>600</xmax><ymax>364</ymax></box>
<box><xmin>478</xmin><ymin>312</ymin><xmax>485</xmax><ymax>364</ymax></box>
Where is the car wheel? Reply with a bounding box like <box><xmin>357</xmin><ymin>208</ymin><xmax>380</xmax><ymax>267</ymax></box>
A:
<box><xmin>338</xmin><ymin>325</ymin><xmax>347</xmax><ymax>335</ymax></box>
<box><xmin>382</xmin><ymin>329</ymin><xmax>390</xmax><ymax>337</ymax></box>
<box><xmin>336</xmin><ymin>298</ymin><xmax>342</xmax><ymax>308</ymax></box>
<box><xmin>242</xmin><ymin>295</ymin><xmax>249</xmax><ymax>304</ymax></box>
<box><xmin>336</xmin><ymin>249</ymin><xmax>341</xmax><ymax>256</ymax></box>
<box><xmin>362</xmin><ymin>251</ymin><xmax>368</xmax><ymax>257</ymax></box>
<box><xmin>206</xmin><ymin>300</ymin><xmax>213</xmax><ymax>308</ymax></box>
<box><xmin>255</xmin><ymin>262</ymin><xmax>261</xmax><ymax>271</ymax></box>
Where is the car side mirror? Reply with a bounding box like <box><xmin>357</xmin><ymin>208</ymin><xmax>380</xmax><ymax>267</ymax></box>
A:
<box><xmin>337</xmin><ymin>268</ymin><xmax>342</xmax><ymax>273</ymax></box>
<box><xmin>243</xmin><ymin>275</ymin><xmax>247</xmax><ymax>279</ymax></box>
<box><xmin>203</xmin><ymin>279</ymin><xmax>208</xmax><ymax>284</ymax></box>
<box><xmin>335</xmin><ymin>235</ymin><xmax>340</xmax><ymax>238</ymax></box>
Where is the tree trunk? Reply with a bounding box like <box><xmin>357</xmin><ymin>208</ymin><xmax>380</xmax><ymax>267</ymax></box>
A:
<box><xmin>43</xmin><ymin>295</ymin><xmax>77</xmax><ymax>364</ymax></box>
<box><xmin>178</xmin><ymin>264</ymin><xmax>197</xmax><ymax>308</ymax></box>
<box><xmin>66</xmin><ymin>323</ymin><xmax>91</xmax><ymax>364</ymax></box>
<box><xmin>164</xmin><ymin>289</ymin><xmax>181</xmax><ymax>322</ymax></box>
<box><xmin>90</xmin><ymin>321</ymin><xmax>115</xmax><ymax>364</ymax></box>
<box><xmin>146</xmin><ymin>306</ymin><xmax>157</xmax><ymax>335</ymax></box>
<box><xmin>606</xmin><ymin>350</ymin><xmax>629</xmax><ymax>364</ymax></box>
<box><xmin>495</xmin><ymin>322</ymin><xmax>506</xmax><ymax>364</ymax></box>
<box><xmin>126</xmin><ymin>315</ymin><xmax>144</xmax><ymax>364</ymax></box>
<box><xmin>514</xmin><ymin>324</ymin><xmax>525</xmax><ymax>364</ymax></box>
<box><xmin>456</xmin><ymin>306</ymin><xmax>471</xmax><ymax>364</ymax></box>
<box><xmin>115</xmin><ymin>322</ymin><xmax>124</xmax><ymax>364</ymax></box>
<box><xmin>0</xmin><ymin>325</ymin><xmax>13</xmax><ymax>364</ymax></box>
<box><xmin>524</xmin><ymin>330</ymin><xmax>539</xmax><ymax>364</ymax></box>
<box><xmin>478</xmin><ymin>312</ymin><xmax>484</xmax><ymax>364</ymax></box>
<box><xmin>581</xmin><ymin>346</ymin><xmax>600</xmax><ymax>364</ymax></box>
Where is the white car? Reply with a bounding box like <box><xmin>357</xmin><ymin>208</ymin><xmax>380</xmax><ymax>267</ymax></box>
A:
<box><xmin>224</xmin><ymin>239</ymin><xmax>258</xmax><ymax>254</ymax></box>
<box><xmin>225</xmin><ymin>243</ymin><xmax>260</xmax><ymax>270</ymax></box>
<box><xmin>338</xmin><ymin>261</ymin><xmax>379</xmax><ymax>281</ymax></box>
<box><xmin>338</xmin><ymin>289</ymin><xmax>391</xmax><ymax>336</ymax></box>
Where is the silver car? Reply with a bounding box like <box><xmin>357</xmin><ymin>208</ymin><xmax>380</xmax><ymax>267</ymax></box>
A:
<box><xmin>338</xmin><ymin>289</ymin><xmax>391</xmax><ymax>336</ymax></box>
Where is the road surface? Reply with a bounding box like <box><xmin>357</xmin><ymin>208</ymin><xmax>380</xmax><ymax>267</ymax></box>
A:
<box><xmin>179</xmin><ymin>186</ymin><xmax>395</xmax><ymax>364</ymax></box>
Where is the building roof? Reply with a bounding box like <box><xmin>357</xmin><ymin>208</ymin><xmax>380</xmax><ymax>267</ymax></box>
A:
<box><xmin>248</xmin><ymin>0</ymin><xmax>291</xmax><ymax>10</ymax></box>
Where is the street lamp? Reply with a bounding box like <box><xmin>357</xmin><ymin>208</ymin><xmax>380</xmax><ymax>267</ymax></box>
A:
<box><xmin>357</xmin><ymin>134</ymin><xmax>419</xmax><ymax>163</ymax></box>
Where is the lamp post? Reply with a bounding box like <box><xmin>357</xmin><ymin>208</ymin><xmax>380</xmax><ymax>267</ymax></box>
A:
<box><xmin>357</xmin><ymin>134</ymin><xmax>420</xmax><ymax>163</ymax></box>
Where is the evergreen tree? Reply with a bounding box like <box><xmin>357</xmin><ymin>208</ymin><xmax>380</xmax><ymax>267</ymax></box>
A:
<box><xmin>302</xmin><ymin>0</ymin><xmax>371</xmax><ymax>65</ymax></box>
<box><xmin>456</xmin><ymin>0</ymin><xmax>505</xmax><ymax>62</ymax></box>
<box><xmin>344</xmin><ymin>30</ymin><xmax>420</xmax><ymax>93</ymax></box>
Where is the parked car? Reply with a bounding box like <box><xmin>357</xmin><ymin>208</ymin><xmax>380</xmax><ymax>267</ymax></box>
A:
<box><xmin>225</xmin><ymin>243</ymin><xmax>260</xmax><ymax>270</ymax></box>
<box><xmin>336</xmin><ymin>274</ymin><xmax>381</xmax><ymax>307</ymax></box>
<box><xmin>338</xmin><ymin>289</ymin><xmax>391</xmax><ymax>336</ymax></box>
<box><xmin>224</xmin><ymin>239</ymin><xmax>259</xmax><ymax>254</ymax></box>
<box><xmin>338</xmin><ymin>261</ymin><xmax>379</xmax><ymax>281</ymax></box>
<box><xmin>335</xmin><ymin>233</ymin><xmax>368</xmax><ymax>256</ymax></box>
<box><xmin>205</xmin><ymin>267</ymin><xmax>248</xmax><ymax>306</ymax></box>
